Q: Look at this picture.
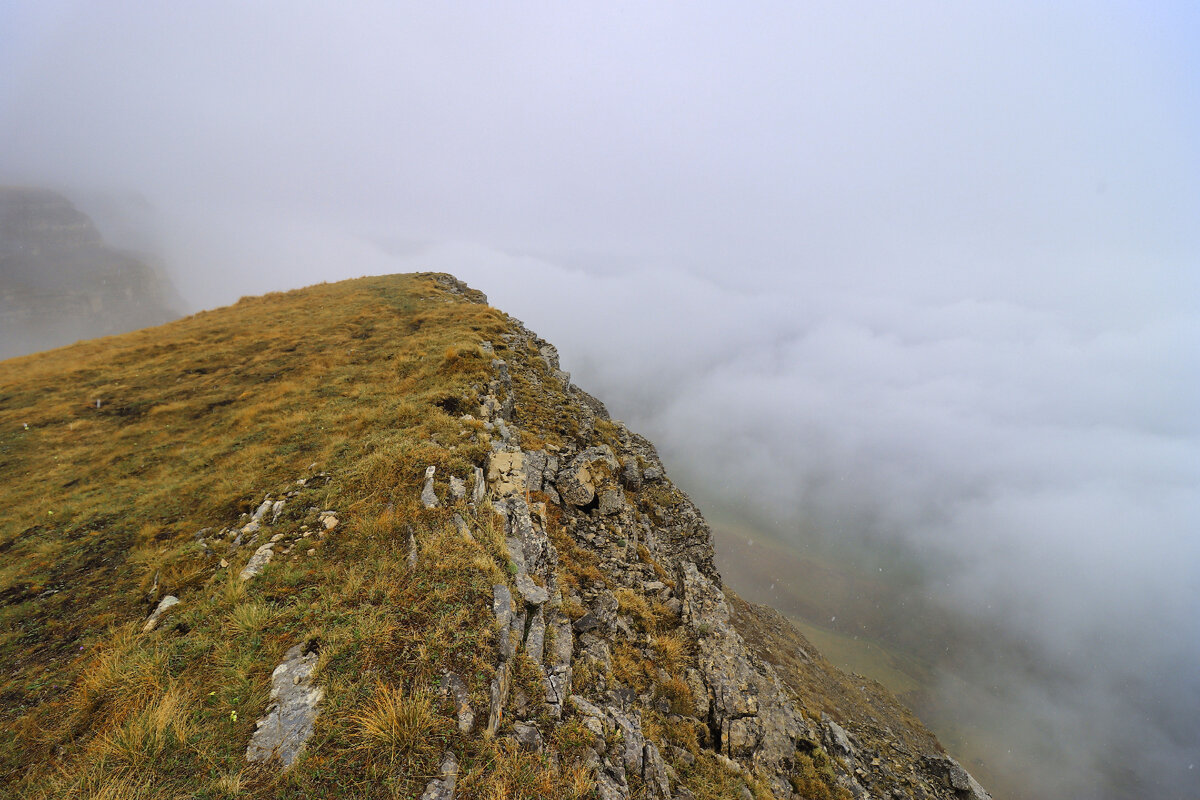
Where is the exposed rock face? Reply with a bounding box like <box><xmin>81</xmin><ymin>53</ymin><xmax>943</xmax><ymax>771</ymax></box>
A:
<box><xmin>453</xmin><ymin>288</ymin><xmax>991</xmax><ymax>800</ymax></box>
<box><xmin>0</xmin><ymin>186</ymin><xmax>180</xmax><ymax>359</ymax></box>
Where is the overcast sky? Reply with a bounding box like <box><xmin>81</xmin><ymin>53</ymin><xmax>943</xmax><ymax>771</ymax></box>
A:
<box><xmin>2</xmin><ymin>3</ymin><xmax>1198</xmax><ymax>798</ymax></box>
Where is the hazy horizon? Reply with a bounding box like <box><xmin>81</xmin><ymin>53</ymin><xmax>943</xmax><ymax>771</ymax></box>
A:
<box><xmin>3</xmin><ymin>3</ymin><xmax>1198</xmax><ymax>798</ymax></box>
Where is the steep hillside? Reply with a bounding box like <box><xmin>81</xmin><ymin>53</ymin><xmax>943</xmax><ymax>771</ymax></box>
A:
<box><xmin>0</xmin><ymin>274</ymin><xmax>989</xmax><ymax>800</ymax></box>
<box><xmin>0</xmin><ymin>186</ymin><xmax>180</xmax><ymax>359</ymax></box>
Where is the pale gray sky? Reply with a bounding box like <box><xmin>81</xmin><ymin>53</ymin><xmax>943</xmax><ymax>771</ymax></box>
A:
<box><xmin>2</xmin><ymin>3</ymin><xmax>1198</xmax><ymax>797</ymax></box>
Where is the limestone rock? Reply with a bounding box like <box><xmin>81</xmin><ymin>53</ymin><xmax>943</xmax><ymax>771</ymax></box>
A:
<box><xmin>678</xmin><ymin>561</ymin><xmax>809</xmax><ymax>789</ymax></box>
<box><xmin>823</xmin><ymin>713</ymin><xmax>854</xmax><ymax>756</ymax></box>
<box><xmin>239</xmin><ymin>544</ymin><xmax>274</xmax><ymax>581</ymax></box>
<box><xmin>493</xmin><ymin>585</ymin><xmax>516</xmax><ymax>659</ymax></box>
<box><xmin>486</xmin><ymin>661</ymin><xmax>511</xmax><ymax>737</ymax></box>
<box><xmin>420</xmin><ymin>751</ymin><xmax>459</xmax><ymax>800</ymax></box>
<box><xmin>421</xmin><ymin>466</ymin><xmax>439</xmax><ymax>508</ymax></box>
<box><xmin>555</xmin><ymin>460</ymin><xmax>595</xmax><ymax>507</ymax></box>
<box><xmin>597</xmin><ymin>487</ymin><xmax>625</xmax><ymax>516</ymax></box>
<box><xmin>620</xmin><ymin>458</ymin><xmax>642</xmax><ymax>490</ymax></box>
<box><xmin>512</xmin><ymin>722</ymin><xmax>543</xmax><ymax>753</ymax></box>
<box><xmin>487</xmin><ymin>451</ymin><xmax>525</xmax><ymax>496</ymax></box>
<box><xmin>471</xmin><ymin>466</ymin><xmax>486</xmax><ymax>504</ymax></box>
<box><xmin>642</xmin><ymin>740</ymin><xmax>671</xmax><ymax>799</ymax></box>
<box><xmin>442</xmin><ymin>670</ymin><xmax>474</xmax><ymax>734</ymax></box>
<box><xmin>252</xmin><ymin>497</ymin><xmax>273</xmax><ymax>522</ymax></box>
<box><xmin>245</xmin><ymin>644</ymin><xmax>324</xmax><ymax>769</ymax></box>
<box><xmin>610</xmin><ymin>709</ymin><xmax>645</xmax><ymax>776</ymax></box>
<box><xmin>927</xmin><ymin>755</ymin><xmax>991</xmax><ymax>800</ymax></box>
<box><xmin>515</xmin><ymin>573</ymin><xmax>549</xmax><ymax>607</ymax></box>
<box><xmin>142</xmin><ymin>595</ymin><xmax>179</xmax><ymax>633</ymax></box>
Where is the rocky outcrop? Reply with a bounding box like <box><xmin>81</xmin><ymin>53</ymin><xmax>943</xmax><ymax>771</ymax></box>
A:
<box><xmin>0</xmin><ymin>186</ymin><xmax>180</xmax><ymax>359</ymax></box>
<box><xmin>451</xmin><ymin>305</ymin><xmax>990</xmax><ymax>800</ymax></box>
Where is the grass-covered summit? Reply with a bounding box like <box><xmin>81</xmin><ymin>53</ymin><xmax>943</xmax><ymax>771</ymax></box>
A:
<box><xmin>0</xmin><ymin>274</ymin><xmax>988</xmax><ymax>800</ymax></box>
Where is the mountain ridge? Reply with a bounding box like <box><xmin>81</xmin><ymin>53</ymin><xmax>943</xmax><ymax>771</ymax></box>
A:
<box><xmin>0</xmin><ymin>273</ymin><xmax>989</xmax><ymax>799</ymax></box>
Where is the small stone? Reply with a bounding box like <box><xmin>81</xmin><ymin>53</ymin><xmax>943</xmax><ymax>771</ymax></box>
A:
<box><xmin>420</xmin><ymin>751</ymin><xmax>459</xmax><ymax>800</ymax></box>
<box><xmin>515</xmin><ymin>574</ymin><xmax>549</xmax><ymax>606</ymax></box>
<box><xmin>251</xmin><ymin>497</ymin><xmax>273</xmax><ymax>522</ymax></box>
<box><xmin>239</xmin><ymin>544</ymin><xmax>274</xmax><ymax>581</ymax></box>
<box><xmin>512</xmin><ymin>722</ymin><xmax>543</xmax><ymax>753</ymax></box>
<box><xmin>471</xmin><ymin>466</ymin><xmax>486</xmax><ymax>505</ymax></box>
<box><xmin>218</xmin><ymin>558</ymin><xmax>229</xmax><ymax>569</ymax></box>
<box><xmin>442</xmin><ymin>671</ymin><xmax>474</xmax><ymax>734</ymax></box>
<box><xmin>306</xmin><ymin>549</ymin><xmax>316</xmax><ymax>556</ymax></box>
<box><xmin>421</xmin><ymin>465</ymin><xmax>439</xmax><ymax>508</ymax></box>
<box><xmin>452</xmin><ymin>513</ymin><xmax>474</xmax><ymax>541</ymax></box>
<box><xmin>449</xmin><ymin>475</ymin><xmax>466</xmax><ymax>500</ymax></box>
<box><xmin>142</xmin><ymin>595</ymin><xmax>179</xmax><ymax>633</ymax></box>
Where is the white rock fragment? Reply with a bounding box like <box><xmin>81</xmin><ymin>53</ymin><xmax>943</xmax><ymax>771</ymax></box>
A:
<box><xmin>421</xmin><ymin>465</ymin><xmax>439</xmax><ymax>508</ymax></box>
<box><xmin>245</xmin><ymin>645</ymin><xmax>324</xmax><ymax>769</ymax></box>
<box><xmin>142</xmin><ymin>595</ymin><xmax>179</xmax><ymax>633</ymax></box>
<box><xmin>252</xmin><ymin>497</ymin><xmax>273</xmax><ymax>522</ymax></box>
<box><xmin>239</xmin><ymin>544</ymin><xmax>274</xmax><ymax>581</ymax></box>
<box><xmin>471</xmin><ymin>466</ymin><xmax>486</xmax><ymax>505</ymax></box>
<box><xmin>515</xmin><ymin>573</ymin><xmax>549</xmax><ymax>607</ymax></box>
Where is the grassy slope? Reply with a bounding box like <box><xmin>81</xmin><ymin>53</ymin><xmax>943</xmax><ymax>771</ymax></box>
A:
<box><xmin>0</xmin><ymin>274</ymin><xmax>579</xmax><ymax>798</ymax></box>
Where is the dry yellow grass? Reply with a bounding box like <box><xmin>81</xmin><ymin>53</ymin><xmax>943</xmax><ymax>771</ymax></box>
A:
<box><xmin>351</xmin><ymin>684</ymin><xmax>449</xmax><ymax>763</ymax></box>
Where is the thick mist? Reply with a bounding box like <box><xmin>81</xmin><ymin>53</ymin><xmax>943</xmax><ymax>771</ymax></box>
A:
<box><xmin>3</xmin><ymin>3</ymin><xmax>1198</xmax><ymax>797</ymax></box>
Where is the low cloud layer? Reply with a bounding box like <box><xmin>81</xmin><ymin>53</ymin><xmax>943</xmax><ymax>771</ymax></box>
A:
<box><xmin>3</xmin><ymin>2</ymin><xmax>1198</xmax><ymax>797</ymax></box>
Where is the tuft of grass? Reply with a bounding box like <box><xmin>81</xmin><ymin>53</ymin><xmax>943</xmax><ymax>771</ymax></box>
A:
<box><xmin>614</xmin><ymin>587</ymin><xmax>657</xmax><ymax>632</ymax></box>
<box><xmin>351</xmin><ymin>683</ymin><xmax>449</xmax><ymax>763</ymax></box>
<box><xmin>460</xmin><ymin>738</ymin><xmax>594</xmax><ymax>800</ymax></box>
<box><xmin>227</xmin><ymin>601</ymin><xmax>275</xmax><ymax>635</ymax></box>
<box><xmin>651</xmin><ymin>631</ymin><xmax>690</xmax><ymax>672</ymax></box>
<box><xmin>97</xmin><ymin>686</ymin><xmax>193</xmax><ymax>767</ymax></box>
<box><xmin>790</xmin><ymin>750</ymin><xmax>854</xmax><ymax>800</ymax></box>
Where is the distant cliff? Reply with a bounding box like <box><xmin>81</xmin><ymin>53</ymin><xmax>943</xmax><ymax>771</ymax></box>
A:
<box><xmin>0</xmin><ymin>186</ymin><xmax>180</xmax><ymax>359</ymax></box>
